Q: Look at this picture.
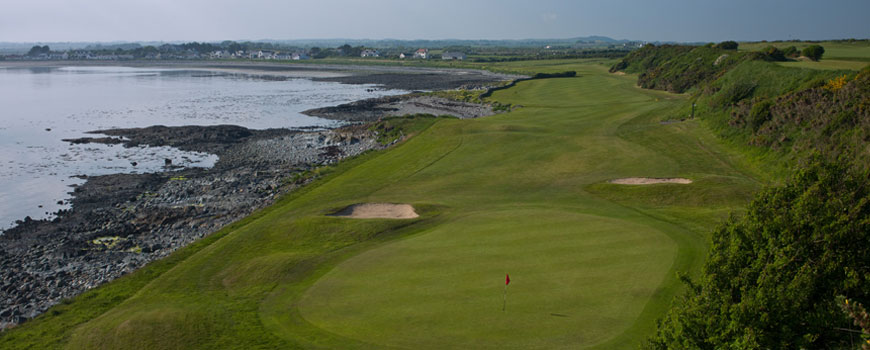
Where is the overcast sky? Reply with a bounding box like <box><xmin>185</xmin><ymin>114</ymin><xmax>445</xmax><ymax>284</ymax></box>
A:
<box><xmin>1</xmin><ymin>0</ymin><xmax>867</xmax><ymax>43</ymax></box>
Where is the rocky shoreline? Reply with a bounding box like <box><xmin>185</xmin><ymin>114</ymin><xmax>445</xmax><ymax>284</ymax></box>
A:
<box><xmin>0</xmin><ymin>123</ymin><xmax>395</xmax><ymax>329</ymax></box>
<box><xmin>0</xmin><ymin>64</ymin><xmax>516</xmax><ymax>330</ymax></box>
<box><xmin>302</xmin><ymin>94</ymin><xmax>498</xmax><ymax>122</ymax></box>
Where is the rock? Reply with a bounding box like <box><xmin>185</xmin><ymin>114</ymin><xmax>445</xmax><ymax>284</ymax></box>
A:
<box><xmin>0</xmin><ymin>123</ymin><xmax>395</xmax><ymax>327</ymax></box>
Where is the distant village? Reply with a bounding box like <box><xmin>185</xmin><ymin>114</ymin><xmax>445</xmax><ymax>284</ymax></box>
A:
<box><xmin>2</xmin><ymin>43</ymin><xmax>466</xmax><ymax>62</ymax></box>
<box><xmin>1</xmin><ymin>40</ymin><xmax>640</xmax><ymax>62</ymax></box>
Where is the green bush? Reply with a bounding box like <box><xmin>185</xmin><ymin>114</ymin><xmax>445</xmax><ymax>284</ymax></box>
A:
<box><xmin>762</xmin><ymin>46</ymin><xmax>786</xmax><ymax>61</ymax></box>
<box><xmin>802</xmin><ymin>45</ymin><xmax>825</xmax><ymax>61</ymax></box>
<box><xmin>782</xmin><ymin>46</ymin><xmax>799</xmax><ymax>58</ymax></box>
<box><xmin>748</xmin><ymin>99</ymin><xmax>773</xmax><ymax>130</ymax></box>
<box><xmin>714</xmin><ymin>41</ymin><xmax>739</xmax><ymax>50</ymax></box>
<box><xmin>646</xmin><ymin>158</ymin><xmax>870</xmax><ymax>350</ymax></box>
<box><xmin>610</xmin><ymin>44</ymin><xmax>762</xmax><ymax>93</ymax></box>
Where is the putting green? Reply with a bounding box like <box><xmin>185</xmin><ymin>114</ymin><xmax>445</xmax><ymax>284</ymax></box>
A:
<box><xmin>299</xmin><ymin>210</ymin><xmax>676</xmax><ymax>349</ymax></box>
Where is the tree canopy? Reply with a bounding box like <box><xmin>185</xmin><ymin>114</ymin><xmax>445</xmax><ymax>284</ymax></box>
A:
<box><xmin>802</xmin><ymin>45</ymin><xmax>826</xmax><ymax>61</ymax></box>
<box><xmin>714</xmin><ymin>41</ymin><xmax>739</xmax><ymax>50</ymax></box>
<box><xmin>27</xmin><ymin>45</ymin><xmax>50</xmax><ymax>56</ymax></box>
<box><xmin>647</xmin><ymin>157</ymin><xmax>870</xmax><ymax>349</ymax></box>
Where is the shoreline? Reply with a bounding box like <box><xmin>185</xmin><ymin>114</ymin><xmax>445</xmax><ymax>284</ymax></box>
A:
<box><xmin>0</xmin><ymin>65</ymin><xmax>511</xmax><ymax>329</ymax></box>
<box><xmin>0</xmin><ymin>60</ymin><xmax>525</xmax><ymax>91</ymax></box>
<box><xmin>0</xmin><ymin>124</ymin><xmax>389</xmax><ymax>328</ymax></box>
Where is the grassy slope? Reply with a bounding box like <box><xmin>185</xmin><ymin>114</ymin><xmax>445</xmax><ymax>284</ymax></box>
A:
<box><xmin>1</xmin><ymin>61</ymin><xmax>764</xmax><ymax>349</ymax></box>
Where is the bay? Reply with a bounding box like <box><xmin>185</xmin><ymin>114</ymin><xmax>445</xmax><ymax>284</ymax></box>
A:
<box><xmin>0</xmin><ymin>65</ymin><xmax>401</xmax><ymax>230</ymax></box>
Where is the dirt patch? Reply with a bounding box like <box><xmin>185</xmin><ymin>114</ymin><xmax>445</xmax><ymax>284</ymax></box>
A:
<box><xmin>609</xmin><ymin>177</ymin><xmax>693</xmax><ymax>185</ymax></box>
<box><xmin>328</xmin><ymin>203</ymin><xmax>419</xmax><ymax>219</ymax></box>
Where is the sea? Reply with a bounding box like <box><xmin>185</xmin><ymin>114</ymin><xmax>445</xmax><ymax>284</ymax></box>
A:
<box><xmin>0</xmin><ymin>65</ymin><xmax>402</xmax><ymax>230</ymax></box>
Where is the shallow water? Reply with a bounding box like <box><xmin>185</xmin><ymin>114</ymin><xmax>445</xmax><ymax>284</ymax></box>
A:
<box><xmin>0</xmin><ymin>66</ymin><xmax>402</xmax><ymax>230</ymax></box>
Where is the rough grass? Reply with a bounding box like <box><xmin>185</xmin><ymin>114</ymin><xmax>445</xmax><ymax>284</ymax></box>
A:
<box><xmin>738</xmin><ymin>40</ymin><xmax>870</xmax><ymax>62</ymax></box>
<box><xmin>1</xmin><ymin>61</ymin><xmax>765</xmax><ymax>349</ymax></box>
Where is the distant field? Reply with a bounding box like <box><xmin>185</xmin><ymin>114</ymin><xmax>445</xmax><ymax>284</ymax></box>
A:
<box><xmin>240</xmin><ymin>56</ymin><xmax>619</xmax><ymax>76</ymax></box>
<box><xmin>1</xmin><ymin>60</ymin><xmax>765</xmax><ymax>349</ymax></box>
<box><xmin>740</xmin><ymin>40</ymin><xmax>870</xmax><ymax>71</ymax></box>
<box><xmin>777</xmin><ymin>59</ymin><xmax>868</xmax><ymax>71</ymax></box>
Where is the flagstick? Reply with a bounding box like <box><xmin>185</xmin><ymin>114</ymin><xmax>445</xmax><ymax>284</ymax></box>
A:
<box><xmin>502</xmin><ymin>283</ymin><xmax>507</xmax><ymax>312</ymax></box>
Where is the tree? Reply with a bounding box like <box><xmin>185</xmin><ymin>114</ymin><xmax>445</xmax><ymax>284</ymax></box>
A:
<box><xmin>802</xmin><ymin>45</ymin><xmax>825</xmax><ymax>61</ymax></box>
<box><xmin>337</xmin><ymin>44</ymin><xmax>352</xmax><ymax>56</ymax></box>
<box><xmin>782</xmin><ymin>46</ymin><xmax>799</xmax><ymax>58</ymax></box>
<box><xmin>225</xmin><ymin>41</ymin><xmax>242</xmax><ymax>53</ymax></box>
<box><xmin>27</xmin><ymin>45</ymin><xmax>50</xmax><ymax>56</ymax></box>
<box><xmin>714</xmin><ymin>41</ymin><xmax>739</xmax><ymax>50</ymax></box>
<box><xmin>646</xmin><ymin>158</ymin><xmax>870</xmax><ymax>350</ymax></box>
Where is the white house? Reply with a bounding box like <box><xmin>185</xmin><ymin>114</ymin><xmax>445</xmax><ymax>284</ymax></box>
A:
<box><xmin>257</xmin><ymin>50</ymin><xmax>276</xmax><ymax>59</ymax></box>
<box><xmin>361</xmin><ymin>49</ymin><xmax>379</xmax><ymax>58</ymax></box>
<box><xmin>414</xmin><ymin>48</ymin><xmax>429</xmax><ymax>59</ymax></box>
<box><xmin>210</xmin><ymin>50</ymin><xmax>230</xmax><ymax>59</ymax></box>
<box><xmin>442</xmin><ymin>52</ymin><xmax>466</xmax><ymax>60</ymax></box>
<box><xmin>291</xmin><ymin>52</ymin><xmax>311</xmax><ymax>60</ymax></box>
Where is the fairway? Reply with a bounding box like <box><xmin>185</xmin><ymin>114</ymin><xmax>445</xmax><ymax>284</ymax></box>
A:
<box><xmin>258</xmin><ymin>65</ymin><xmax>761</xmax><ymax>349</ymax></box>
<box><xmin>5</xmin><ymin>61</ymin><xmax>764</xmax><ymax>349</ymax></box>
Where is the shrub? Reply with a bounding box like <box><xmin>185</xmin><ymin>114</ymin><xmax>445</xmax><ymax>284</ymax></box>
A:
<box><xmin>802</xmin><ymin>45</ymin><xmax>825</xmax><ymax>61</ymax></box>
<box><xmin>748</xmin><ymin>99</ymin><xmax>773</xmax><ymax>130</ymax></box>
<box><xmin>823</xmin><ymin>74</ymin><xmax>848</xmax><ymax>92</ymax></box>
<box><xmin>714</xmin><ymin>41</ymin><xmax>739</xmax><ymax>50</ymax></box>
<box><xmin>646</xmin><ymin>158</ymin><xmax>870</xmax><ymax>350</ymax></box>
<box><xmin>762</xmin><ymin>46</ymin><xmax>786</xmax><ymax>61</ymax></box>
<box><xmin>782</xmin><ymin>46</ymin><xmax>799</xmax><ymax>58</ymax></box>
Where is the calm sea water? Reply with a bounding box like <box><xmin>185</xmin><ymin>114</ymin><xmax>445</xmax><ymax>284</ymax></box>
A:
<box><xmin>0</xmin><ymin>66</ymin><xmax>401</xmax><ymax>230</ymax></box>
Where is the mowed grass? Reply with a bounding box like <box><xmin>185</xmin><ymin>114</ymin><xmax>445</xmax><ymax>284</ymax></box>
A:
<box><xmin>1</xmin><ymin>61</ymin><xmax>763</xmax><ymax>349</ymax></box>
<box><xmin>299</xmin><ymin>211</ymin><xmax>677</xmax><ymax>349</ymax></box>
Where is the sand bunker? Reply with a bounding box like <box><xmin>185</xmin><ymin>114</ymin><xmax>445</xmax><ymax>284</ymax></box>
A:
<box><xmin>609</xmin><ymin>177</ymin><xmax>693</xmax><ymax>185</ymax></box>
<box><xmin>328</xmin><ymin>203</ymin><xmax>419</xmax><ymax>219</ymax></box>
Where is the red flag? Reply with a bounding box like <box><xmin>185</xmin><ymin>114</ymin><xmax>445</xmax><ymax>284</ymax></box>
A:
<box><xmin>505</xmin><ymin>273</ymin><xmax>510</xmax><ymax>286</ymax></box>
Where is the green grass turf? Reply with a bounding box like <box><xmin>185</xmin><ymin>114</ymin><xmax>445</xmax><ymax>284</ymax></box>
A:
<box><xmin>1</xmin><ymin>61</ymin><xmax>765</xmax><ymax>349</ymax></box>
<box><xmin>776</xmin><ymin>59</ymin><xmax>869</xmax><ymax>71</ymax></box>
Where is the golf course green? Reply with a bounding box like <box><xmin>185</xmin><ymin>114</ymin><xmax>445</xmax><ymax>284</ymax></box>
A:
<box><xmin>3</xmin><ymin>61</ymin><xmax>766</xmax><ymax>349</ymax></box>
